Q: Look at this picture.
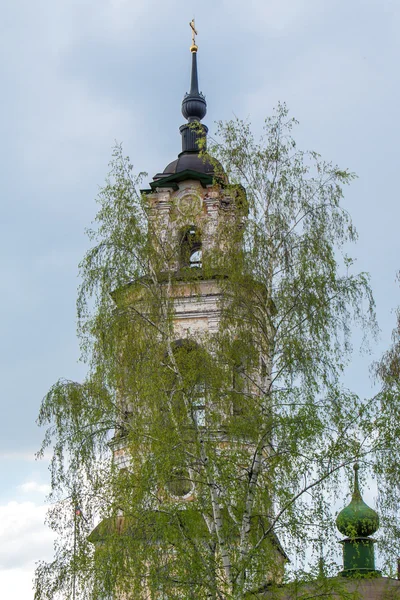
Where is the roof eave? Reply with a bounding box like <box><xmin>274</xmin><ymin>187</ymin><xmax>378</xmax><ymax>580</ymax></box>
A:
<box><xmin>144</xmin><ymin>169</ymin><xmax>216</xmax><ymax>193</ymax></box>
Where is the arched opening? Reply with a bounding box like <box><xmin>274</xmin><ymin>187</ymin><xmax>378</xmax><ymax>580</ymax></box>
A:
<box><xmin>180</xmin><ymin>226</ymin><xmax>202</xmax><ymax>269</ymax></box>
<box><xmin>166</xmin><ymin>339</ymin><xmax>207</xmax><ymax>428</ymax></box>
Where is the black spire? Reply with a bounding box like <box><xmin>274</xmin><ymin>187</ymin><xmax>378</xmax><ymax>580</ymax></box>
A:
<box><xmin>181</xmin><ymin>50</ymin><xmax>207</xmax><ymax>123</ymax></box>
<box><xmin>180</xmin><ymin>26</ymin><xmax>208</xmax><ymax>154</ymax></box>
<box><xmin>152</xmin><ymin>23</ymin><xmax>227</xmax><ymax>184</ymax></box>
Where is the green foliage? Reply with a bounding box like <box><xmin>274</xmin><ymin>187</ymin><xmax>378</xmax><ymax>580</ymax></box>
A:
<box><xmin>35</xmin><ymin>107</ymin><xmax>385</xmax><ymax>600</ymax></box>
<box><xmin>372</xmin><ymin>272</ymin><xmax>400</xmax><ymax>574</ymax></box>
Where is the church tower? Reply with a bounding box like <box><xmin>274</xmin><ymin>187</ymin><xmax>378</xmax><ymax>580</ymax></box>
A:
<box><xmin>141</xmin><ymin>31</ymin><xmax>244</xmax><ymax>341</ymax></box>
<box><xmin>89</xmin><ymin>24</ymin><xmax>286</xmax><ymax>599</ymax></box>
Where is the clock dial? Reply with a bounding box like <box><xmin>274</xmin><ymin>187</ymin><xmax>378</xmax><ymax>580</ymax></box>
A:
<box><xmin>176</xmin><ymin>194</ymin><xmax>203</xmax><ymax>218</ymax></box>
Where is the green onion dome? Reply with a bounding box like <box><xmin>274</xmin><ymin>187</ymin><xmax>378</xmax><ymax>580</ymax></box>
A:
<box><xmin>336</xmin><ymin>464</ymin><xmax>379</xmax><ymax>538</ymax></box>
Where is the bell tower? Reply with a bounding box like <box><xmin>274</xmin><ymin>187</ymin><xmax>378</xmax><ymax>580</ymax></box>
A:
<box><xmin>142</xmin><ymin>24</ymin><xmax>245</xmax><ymax>339</ymax></box>
<box><xmin>90</xmin><ymin>24</ymin><xmax>286</xmax><ymax>599</ymax></box>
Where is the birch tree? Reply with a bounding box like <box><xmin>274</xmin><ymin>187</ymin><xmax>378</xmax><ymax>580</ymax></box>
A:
<box><xmin>372</xmin><ymin>273</ymin><xmax>400</xmax><ymax>576</ymax></box>
<box><xmin>35</xmin><ymin>105</ymin><xmax>384</xmax><ymax>600</ymax></box>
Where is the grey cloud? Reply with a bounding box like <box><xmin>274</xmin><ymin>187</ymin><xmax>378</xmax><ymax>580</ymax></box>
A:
<box><xmin>0</xmin><ymin>0</ymin><xmax>398</xmax><ymax>481</ymax></box>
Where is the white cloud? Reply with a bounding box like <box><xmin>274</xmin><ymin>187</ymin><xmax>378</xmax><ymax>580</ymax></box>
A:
<box><xmin>18</xmin><ymin>481</ymin><xmax>51</xmax><ymax>495</ymax></box>
<box><xmin>0</xmin><ymin>501</ymin><xmax>55</xmax><ymax>571</ymax></box>
<box><xmin>0</xmin><ymin>568</ymin><xmax>35</xmax><ymax>600</ymax></box>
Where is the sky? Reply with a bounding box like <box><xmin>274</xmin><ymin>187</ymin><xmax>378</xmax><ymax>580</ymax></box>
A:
<box><xmin>1</xmin><ymin>0</ymin><xmax>399</xmax><ymax>597</ymax></box>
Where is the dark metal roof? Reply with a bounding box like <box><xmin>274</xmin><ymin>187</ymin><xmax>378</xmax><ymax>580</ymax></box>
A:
<box><xmin>162</xmin><ymin>152</ymin><xmax>218</xmax><ymax>177</ymax></box>
<box><xmin>152</xmin><ymin>153</ymin><xmax>226</xmax><ymax>186</ymax></box>
<box><xmin>149</xmin><ymin>169</ymin><xmax>215</xmax><ymax>191</ymax></box>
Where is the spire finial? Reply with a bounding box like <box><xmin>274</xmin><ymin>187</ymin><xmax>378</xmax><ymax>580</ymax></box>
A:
<box><xmin>181</xmin><ymin>23</ymin><xmax>207</xmax><ymax>125</ymax></box>
<box><xmin>190</xmin><ymin>19</ymin><xmax>198</xmax><ymax>53</ymax></box>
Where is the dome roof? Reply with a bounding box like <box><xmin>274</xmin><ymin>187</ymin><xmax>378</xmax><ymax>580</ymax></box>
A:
<box><xmin>161</xmin><ymin>152</ymin><xmax>224</xmax><ymax>179</ymax></box>
<box><xmin>336</xmin><ymin>464</ymin><xmax>379</xmax><ymax>538</ymax></box>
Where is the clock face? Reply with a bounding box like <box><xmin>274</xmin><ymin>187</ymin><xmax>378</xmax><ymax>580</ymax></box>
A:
<box><xmin>176</xmin><ymin>194</ymin><xmax>203</xmax><ymax>218</ymax></box>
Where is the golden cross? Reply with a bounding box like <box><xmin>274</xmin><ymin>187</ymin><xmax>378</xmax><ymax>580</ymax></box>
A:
<box><xmin>189</xmin><ymin>19</ymin><xmax>197</xmax><ymax>46</ymax></box>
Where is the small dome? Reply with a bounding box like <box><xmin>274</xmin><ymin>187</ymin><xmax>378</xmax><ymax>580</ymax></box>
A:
<box><xmin>182</xmin><ymin>93</ymin><xmax>207</xmax><ymax>123</ymax></box>
<box><xmin>336</xmin><ymin>464</ymin><xmax>379</xmax><ymax>538</ymax></box>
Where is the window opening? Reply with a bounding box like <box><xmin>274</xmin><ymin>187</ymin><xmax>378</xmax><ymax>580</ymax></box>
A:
<box><xmin>181</xmin><ymin>226</ymin><xmax>202</xmax><ymax>269</ymax></box>
<box><xmin>189</xmin><ymin>248</ymin><xmax>202</xmax><ymax>268</ymax></box>
<box><xmin>168</xmin><ymin>340</ymin><xmax>207</xmax><ymax>426</ymax></box>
